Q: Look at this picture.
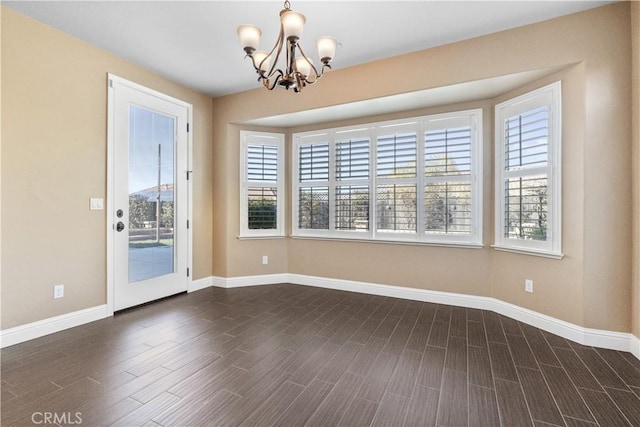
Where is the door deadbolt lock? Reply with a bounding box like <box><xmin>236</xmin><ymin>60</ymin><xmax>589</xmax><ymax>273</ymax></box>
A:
<box><xmin>116</xmin><ymin>209</ymin><xmax>124</xmax><ymax>218</ymax></box>
<box><xmin>116</xmin><ymin>221</ymin><xmax>125</xmax><ymax>232</ymax></box>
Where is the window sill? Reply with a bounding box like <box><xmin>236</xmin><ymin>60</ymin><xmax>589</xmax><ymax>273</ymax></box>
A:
<box><xmin>237</xmin><ymin>235</ymin><xmax>286</xmax><ymax>240</ymax></box>
<box><xmin>492</xmin><ymin>244</ymin><xmax>564</xmax><ymax>260</ymax></box>
<box><xmin>291</xmin><ymin>234</ymin><xmax>484</xmax><ymax>250</ymax></box>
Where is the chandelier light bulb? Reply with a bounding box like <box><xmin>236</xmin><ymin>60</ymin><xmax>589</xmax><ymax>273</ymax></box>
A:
<box><xmin>252</xmin><ymin>51</ymin><xmax>271</xmax><ymax>73</ymax></box>
<box><xmin>281</xmin><ymin>10</ymin><xmax>306</xmax><ymax>41</ymax></box>
<box><xmin>317</xmin><ymin>36</ymin><xmax>337</xmax><ymax>64</ymax></box>
<box><xmin>295</xmin><ymin>57</ymin><xmax>312</xmax><ymax>77</ymax></box>
<box><xmin>237</xmin><ymin>25</ymin><xmax>261</xmax><ymax>53</ymax></box>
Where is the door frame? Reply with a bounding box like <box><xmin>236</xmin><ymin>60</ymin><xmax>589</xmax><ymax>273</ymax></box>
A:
<box><xmin>106</xmin><ymin>74</ymin><xmax>193</xmax><ymax>316</ymax></box>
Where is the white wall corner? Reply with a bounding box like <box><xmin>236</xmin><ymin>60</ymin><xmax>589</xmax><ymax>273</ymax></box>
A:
<box><xmin>631</xmin><ymin>334</ymin><xmax>640</xmax><ymax>360</ymax></box>
<box><xmin>189</xmin><ymin>276</ymin><xmax>215</xmax><ymax>293</ymax></box>
<box><xmin>582</xmin><ymin>328</ymin><xmax>637</xmax><ymax>354</ymax></box>
<box><xmin>211</xmin><ymin>276</ymin><xmax>228</xmax><ymax>288</ymax></box>
<box><xmin>0</xmin><ymin>305</ymin><xmax>108</xmax><ymax>349</ymax></box>
<box><xmin>492</xmin><ymin>299</ymin><xmax>586</xmax><ymax>344</ymax></box>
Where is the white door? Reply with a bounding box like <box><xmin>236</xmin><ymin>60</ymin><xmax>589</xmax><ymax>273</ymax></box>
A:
<box><xmin>108</xmin><ymin>75</ymin><xmax>191</xmax><ymax>311</ymax></box>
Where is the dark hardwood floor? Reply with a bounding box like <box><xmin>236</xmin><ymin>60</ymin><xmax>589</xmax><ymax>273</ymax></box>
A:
<box><xmin>2</xmin><ymin>283</ymin><xmax>640</xmax><ymax>426</ymax></box>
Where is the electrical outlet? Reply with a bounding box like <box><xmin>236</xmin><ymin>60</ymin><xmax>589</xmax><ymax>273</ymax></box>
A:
<box><xmin>54</xmin><ymin>284</ymin><xmax>64</xmax><ymax>299</ymax></box>
<box><xmin>262</xmin><ymin>256</ymin><xmax>269</xmax><ymax>265</ymax></box>
<box><xmin>525</xmin><ymin>279</ymin><xmax>533</xmax><ymax>293</ymax></box>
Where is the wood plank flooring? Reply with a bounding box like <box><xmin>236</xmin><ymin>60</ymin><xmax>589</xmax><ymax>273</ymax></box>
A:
<box><xmin>2</xmin><ymin>283</ymin><xmax>640</xmax><ymax>426</ymax></box>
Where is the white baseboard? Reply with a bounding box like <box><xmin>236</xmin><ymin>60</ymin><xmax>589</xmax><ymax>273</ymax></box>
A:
<box><xmin>211</xmin><ymin>274</ymin><xmax>289</xmax><ymax>288</ymax></box>
<box><xmin>3</xmin><ymin>274</ymin><xmax>638</xmax><ymax>360</ymax></box>
<box><xmin>0</xmin><ymin>305</ymin><xmax>108</xmax><ymax>349</ymax></box>
<box><xmin>289</xmin><ymin>274</ymin><xmax>492</xmax><ymax>309</ymax></box>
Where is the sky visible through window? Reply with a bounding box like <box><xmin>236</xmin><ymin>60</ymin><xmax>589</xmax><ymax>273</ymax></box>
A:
<box><xmin>129</xmin><ymin>106</ymin><xmax>175</xmax><ymax>195</ymax></box>
<box><xmin>505</xmin><ymin>106</ymin><xmax>548</xmax><ymax>171</ymax></box>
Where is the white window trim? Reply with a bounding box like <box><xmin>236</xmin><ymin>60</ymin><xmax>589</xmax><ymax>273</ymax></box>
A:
<box><xmin>292</xmin><ymin>109</ymin><xmax>483</xmax><ymax>247</ymax></box>
<box><xmin>494</xmin><ymin>82</ymin><xmax>563</xmax><ymax>258</ymax></box>
<box><xmin>239</xmin><ymin>131</ymin><xmax>285</xmax><ymax>238</ymax></box>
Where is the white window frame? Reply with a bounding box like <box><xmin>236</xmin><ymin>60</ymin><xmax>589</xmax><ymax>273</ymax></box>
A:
<box><xmin>292</xmin><ymin>109</ymin><xmax>483</xmax><ymax>247</ymax></box>
<box><xmin>494</xmin><ymin>82</ymin><xmax>562</xmax><ymax>258</ymax></box>
<box><xmin>239</xmin><ymin>131</ymin><xmax>285</xmax><ymax>238</ymax></box>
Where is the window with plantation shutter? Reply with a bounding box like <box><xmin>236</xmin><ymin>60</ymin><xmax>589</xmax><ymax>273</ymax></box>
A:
<box><xmin>293</xmin><ymin>110</ymin><xmax>482</xmax><ymax>246</ymax></box>
<box><xmin>240</xmin><ymin>131</ymin><xmax>284</xmax><ymax>237</ymax></box>
<box><xmin>295</xmin><ymin>135</ymin><xmax>331</xmax><ymax>231</ymax></box>
<box><xmin>335</xmin><ymin>133</ymin><xmax>370</xmax><ymax>232</ymax></box>
<box><xmin>423</xmin><ymin>112</ymin><xmax>481</xmax><ymax>240</ymax></box>
<box><xmin>375</xmin><ymin>123</ymin><xmax>418</xmax><ymax>234</ymax></box>
<box><xmin>495</xmin><ymin>82</ymin><xmax>562</xmax><ymax>258</ymax></box>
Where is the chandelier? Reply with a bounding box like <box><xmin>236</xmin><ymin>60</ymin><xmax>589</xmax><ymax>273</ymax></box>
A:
<box><xmin>237</xmin><ymin>1</ymin><xmax>337</xmax><ymax>92</ymax></box>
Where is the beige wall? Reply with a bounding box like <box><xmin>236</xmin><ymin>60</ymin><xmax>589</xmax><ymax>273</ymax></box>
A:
<box><xmin>1</xmin><ymin>8</ymin><xmax>214</xmax><ymax>329</ymax></box>
<box><xmin>212</xmin><ymin>3</ymin><xmax>633</xmax><ymax>332</ymax></box>
<box><xmin>632</xmin><ymin>1</ymin><xmax>640</xmax><ymax>339</ymax></box>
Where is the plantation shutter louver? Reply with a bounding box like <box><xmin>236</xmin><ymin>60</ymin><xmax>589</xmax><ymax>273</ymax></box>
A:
<box><xmin>299</xmin><ymin>143</ymin><xmax>329</xmax><ymax>182</ymax></box>
<box><xmin>336</xmin><ymin>137</ymin><xmax>370</xmax><ymax>180</ymax></box>
<box><xmin>505</xmin><ymin>106</ymin><xmax>549</xmax><ymax>171</ymax></box>
<box><xmin>247</xmin><ymin>144</ymin><xmax>278</xmax><ymax>181</ymax></box>
<box><xmin>425</xmin><ymin>127</ymin><xmax>472</xmax><ymax>176</ymax></box>
<box><xmin>376</xmin><ymin>132</ymin><xmax>417</xmax><ymax>178</ymax></box>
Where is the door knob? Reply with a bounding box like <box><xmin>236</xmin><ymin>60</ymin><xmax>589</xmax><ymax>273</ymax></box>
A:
<box><xmin>116</xmin><ymin>222</ymin><xmax>125</xmax><ymax>232</ymax></box>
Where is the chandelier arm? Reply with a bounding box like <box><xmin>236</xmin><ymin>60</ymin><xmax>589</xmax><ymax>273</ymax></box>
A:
<box><xmin>312</xmin><ymin>64</ymin><xmax>332</xmax><ymax>84</ymax></box>
<box><xmin>295</xmin><ymin>43</ymin><xmax>328</xmax><ymax>86</ymax></box>
<box><xmin>298</xmin><ymin>64</ymin><xmax>331</xmax><ymax>87</ymax></box>
<box><xmin>260</xmin><ymin>24</ymin><xmax>286</xmax><ymax>80</ymax></box>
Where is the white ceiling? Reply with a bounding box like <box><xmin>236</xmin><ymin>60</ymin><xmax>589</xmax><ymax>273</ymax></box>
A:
<box><xmin>4</xmin><ymin>1</ymin><xmax>612</xmax><ymax>98</ymax></box>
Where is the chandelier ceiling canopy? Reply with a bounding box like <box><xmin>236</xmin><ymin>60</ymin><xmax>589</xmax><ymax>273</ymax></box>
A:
<box><xmin>237</xmin><ymin>0</ymin><xmax>337</xmax><ymax>93</ymax></box>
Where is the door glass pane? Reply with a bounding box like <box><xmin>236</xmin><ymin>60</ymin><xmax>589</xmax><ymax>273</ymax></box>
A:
<box><xmin>128</xmin><ymin>105</ymin><xmax>175</xmax><ymax>282</ymax></box>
